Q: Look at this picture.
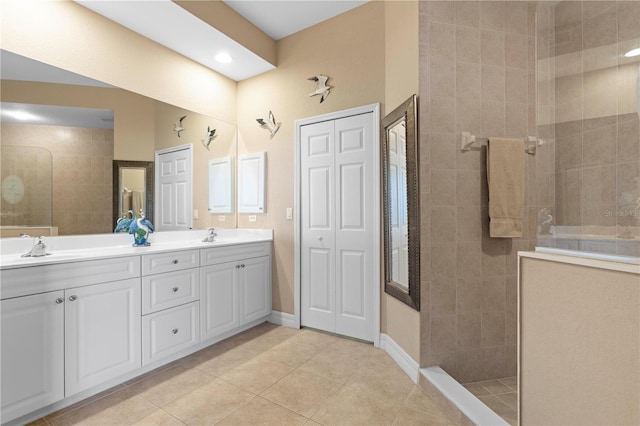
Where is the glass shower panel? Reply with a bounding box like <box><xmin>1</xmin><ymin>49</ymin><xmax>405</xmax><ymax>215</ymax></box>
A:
<box><xmin>535</xmin><ymin>0</ymin><xmax>640</xmax><ymax>258</ymax></box>
<box><xmin>0</xmin><ymin>146</ymin><xmax>53</xmax><ymax>228</ymax></box>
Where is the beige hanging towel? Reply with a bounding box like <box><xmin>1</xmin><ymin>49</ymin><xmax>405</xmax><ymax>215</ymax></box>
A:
<box><xmin>486</xmin><ymin>137</ymin><xmax>525</xmax><ymax>238</ymax></box>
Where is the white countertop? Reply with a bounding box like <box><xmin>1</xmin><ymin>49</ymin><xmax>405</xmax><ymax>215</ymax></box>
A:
<box><xmin>0</xmin><ymin>228</ymin><xmax>272</xmax><ymax>270</ymax></box>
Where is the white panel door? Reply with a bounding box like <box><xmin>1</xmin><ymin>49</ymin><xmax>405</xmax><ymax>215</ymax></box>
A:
<box><xmin>300</xmin><ymin>112</ymin><xmax>374</xmax><ymax>341</ymax></box>
<box><xmin>156</xmin><ymin>145</ymin><xmax>192</xmax><ymax>230</ymax></box>
<box><xmin>1</xmin><ymin>291</ymin><xmax>64</xmax><ymax>423</ymax></box>
<box><xmin>65</xmin><ymin>278</ymin><xmax>141</xmax><ymax>396</ymax></box>
<box><xmin>301</xmin><ymin>120</ymin><xmax>336</xmax><ymax>333</ymax></box>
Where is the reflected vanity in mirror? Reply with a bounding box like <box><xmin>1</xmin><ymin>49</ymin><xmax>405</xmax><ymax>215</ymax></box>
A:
<box><xmin>112</xmin><ymin>160</ymin><xmax>154</xmax><ymax>229</ymax></box>
<box><xmin>382</xmin><ymin>94</ymin><xmax>420</xmax><ymax>310</ymax></box>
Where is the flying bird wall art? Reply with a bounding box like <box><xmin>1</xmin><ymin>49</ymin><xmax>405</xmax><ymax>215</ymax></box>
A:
<box><xmin>308</xmin><ymin>74</ymin><xmax>332</xmax><ymax>103</ymax></box>
<box><xmin>202</xmin><ymin>126</ymin><xmax>217</xmax><ymax>150</ymax></box>
<box><xmin>173</xmin><ymin>115</ymin><xmax>187</xmax><ymax>137</ymax></box>
<box><xmin>256</xmin><ymin>111</ymin><xmax>281</xmax><ymax>139</ymax></box>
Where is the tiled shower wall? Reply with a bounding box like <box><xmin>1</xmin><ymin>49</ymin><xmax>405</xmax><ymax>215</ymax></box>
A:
<box><xmin>1</xmin><ymin>123</ymin><xmax>114</xmax><ymax>235</ymax></box>
<box><xmin>419</xmin><ymin>1</ymin><xmax>545</xmax><ymax>383</ymax></box>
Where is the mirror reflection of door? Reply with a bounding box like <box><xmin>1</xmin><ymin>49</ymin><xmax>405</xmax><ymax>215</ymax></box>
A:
<box><xmin>119</xmin><ymin>168</ymin><xmax>146</xmax><ymax>218</ymax></box>
<box><xmin>388</xmin><ymin>119</ymin><xmax>409</xmax><ymax>289</ymax></box>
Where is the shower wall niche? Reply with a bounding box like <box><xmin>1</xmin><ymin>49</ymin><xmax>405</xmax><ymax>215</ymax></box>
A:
<box><xmin>536</xmin><ymin>0</ymin><xmax>640</xmax><ymax>257</ymax></box>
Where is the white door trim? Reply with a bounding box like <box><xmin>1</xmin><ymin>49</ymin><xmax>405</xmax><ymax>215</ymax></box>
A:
<box><xmin>154</xmin><ymin>143</ymin><xmax>193</xmax><ymax>230</ymax></box>
<box><xmin>294</xmin><ymin>103</ymin><xmax>380</xmax><ymax>348</ymax></box>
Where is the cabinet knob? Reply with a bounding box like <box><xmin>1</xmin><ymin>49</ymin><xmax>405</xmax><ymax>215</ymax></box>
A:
<box><xmin>172</xmin><ymin>328</ymin><xmax>179</xmax><ymax>334</ymax></box>
<box><xmin>68</xmin><ymin>295</ymin><xmax>77</xmax><ymax>302</ymax></box>
<box><xmin>241</xmin><ymin>264</ymin><xmax>245</xmax><ymax>268</ymax></box>
<box><xmin>172</xmin><ymin>259</ymin><xmax>179</xmax><ymax>264</ymax></box>
<box><xmin>236</xmin><ymin>265</ymin><xmax>241</xmax><ymax>269</ymax></box>
<box><xmin>172</xmin><ymin>287</ymin><xmax>179</xmax><ymax>292</ymax></box>
<box><xmin>55</xmin><ymin>297</ymin><xmax>64</xmax><ymax>304</ymax></box>
<box><xmin>317</xmin><ymin>236</ymin><xmax>323</xmax><ymax>241</ymax></box>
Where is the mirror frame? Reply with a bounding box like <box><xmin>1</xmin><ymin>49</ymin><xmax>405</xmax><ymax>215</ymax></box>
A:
<box><xmin>382</xmin><ymin>94</ymin><xmax>420</xmax><ymax>310</ymax></box>
<box><xmin>112</xmin><ymin>160</ymin><xmax>154</xmax><ymax>229</ymax></box>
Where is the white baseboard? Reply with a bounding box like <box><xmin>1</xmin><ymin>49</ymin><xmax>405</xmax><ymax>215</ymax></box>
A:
<box><xmin>268</xmin><ymin>310</ymin><xmax>298</xmax><ymax>328</ymax></box>
<box><xmin>379</xmin><ymin>333</ymin><xmax>420</xmax><ymax>383</ymax></box>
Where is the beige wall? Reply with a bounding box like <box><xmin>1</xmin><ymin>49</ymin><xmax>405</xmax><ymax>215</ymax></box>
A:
<box><xmin>383</xmin><ymin>1</ymin><xmax>421</xmax><ymax>362</ymax></box>
<box><xmin>1</xmin><ymin>0</ymin><xmax>237</xmax><ymax>124</ymax></box>
<box><xmin>419</xmin><ymin>1</ymin><xmax>540</xmax><ymax>381</ymax></box>
<box><xmin>236</xmin><ymin>2</ymin><xmax>386</xmax><ymax>315</ymax></box>
<box><xmin>520</xmin><ymin>255</ymin><xmax>640</xmax><ymax>424</ymax></box>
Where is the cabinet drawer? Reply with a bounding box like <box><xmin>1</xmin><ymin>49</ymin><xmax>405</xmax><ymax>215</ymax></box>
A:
<box><xmin>142</xmin><ymin>269</ymin><xmax>199</xmax><ymax>314</ymax></box>
<box><xmin>142</xmin><ymin>250</ymin><xmax>199</xmax><ymax>276</ymax></box>
<box><xmin>142</xmin><ymin>302</ymin><xmax>199</xmax><ymax>365</ymax></box>
<box><xmin>0</xmin><ymin>256</ymin><xmax>141</xmax><ymax>300</ymax></box>
<box><xmin>200</xmin><ymin>242</ymin><xmax>271</xmax><ymax>266</ymax></box>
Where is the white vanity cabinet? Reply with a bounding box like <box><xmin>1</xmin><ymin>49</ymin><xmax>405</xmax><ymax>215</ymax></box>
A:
<box><xmin>0</xmin><ymin>257</ymin><xmax>142</xmax><ymax>422</ymax></box>
<box><xmin>65</xmin><ymin>278</ymin><xmax>141</xmax><ymax>396</ymax></box>
<box><xmin>200</xmin><ymin>242</ymin><xmax>271</xmax><ymax>341</ymax></box>
<box><xmin>1</xmin><ymin>291</ymin><xmax>65</xmax><ymax>422</ymax></box>
<box><xmin>141</xmin><ymin>249</ymin><xmax>200</xmax><ymax>365</ymax></box>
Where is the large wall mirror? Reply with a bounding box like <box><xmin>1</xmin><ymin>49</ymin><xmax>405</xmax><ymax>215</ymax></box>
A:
<box><xmin>382</xmin><ymin>94</ymin><xmax>420</xmax><ymax>310</ymax></box>
<box><xmin>0</xmin><ymin>49</ymin><xmax>237</xmax><ymax>236</ymax></box>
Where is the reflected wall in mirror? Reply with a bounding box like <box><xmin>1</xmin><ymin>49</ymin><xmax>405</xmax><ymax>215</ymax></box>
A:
<box><xmin>1</xmin><ymin>104</ymin><xmax>114</xmax><ymax>236</ymax></box>
<box><xmin>0</xmin><ymin>50</ymin><xmax>238</xmax><ymax>236</ymax></box>
<box><xmin>382</xmin><ymin>94</ymin><xmax>420</xmax><ymax>310</ymax></box>
<box><xmin>112</xmin><ymin>160</ymin><xmax>154</xmax><ymax>230</ymax></box>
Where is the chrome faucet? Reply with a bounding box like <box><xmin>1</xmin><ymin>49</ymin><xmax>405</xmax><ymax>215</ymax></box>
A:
<box><xmin>21</xmin><ymin>236</ymin><xmax>50</xmax><ymax>257</ymax></box>
<box><xmin>202</xmin><ymin>227</ymin><xmax>217</xmax><ymax>242</ymax></box>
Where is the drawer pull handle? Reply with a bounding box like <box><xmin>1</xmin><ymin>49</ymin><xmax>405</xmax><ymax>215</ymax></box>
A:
<box><xmin>55</xmin><ymin>298</ymin><xmax>64</xmax><ymax>304</ymax></box>
<box><xmin>172</xmin><ymin>328</ymin><xmax>179</xmax><ymax>334</ymax></box>
<box><xmin>172</xmin><ymin>259</ymin><xmax>179</xmax><ymax>264</ymax></box>
<box><xmin>68</xmin><ymin>295</ymin><xmax>77</xmax><ymax>302</ymax></box>
<box><xmin>172</xmin><ymin>287</ymin><xmax>179</xmax><ymax>292</ymax></box>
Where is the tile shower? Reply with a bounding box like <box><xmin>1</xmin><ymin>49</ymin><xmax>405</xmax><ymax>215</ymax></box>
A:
<box><xmin>1</xmin><ymin>123</ymin><xmax>114</xmax><ymax>235</ymax></box>
<box><xmin>418</xmin><ymin>0</ymin><xmax>639</xmax><ymax>418</ymax></box>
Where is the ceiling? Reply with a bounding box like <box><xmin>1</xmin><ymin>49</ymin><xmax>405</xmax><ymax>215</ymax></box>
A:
<box><xmin>75</xmin><ymin>0</ymin><xmax>368</xmax><ymax>81</ymax></box>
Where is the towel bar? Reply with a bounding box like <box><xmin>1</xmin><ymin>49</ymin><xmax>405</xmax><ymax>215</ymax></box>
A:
<box><xmin>461</xmin><ymin>132</ymin><xmax>544</xmax><ymax>155</ymax></box>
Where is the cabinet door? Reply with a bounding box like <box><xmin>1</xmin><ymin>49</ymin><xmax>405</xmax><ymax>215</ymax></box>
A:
<box><xmin>241</xmin><ymin>256</ymin><xmax>271</xmax><ymax>323</ymax></box>
<box><xmin>200</xmin><ymin>261</ymin><xmax>239</xmax><ymax>340</ymax></box>
<box><xmin>1</xmin><ymin>291</ymin><xmax>65</xmax><ymax>423</ymax></box>
<box><xmin>65</xmin><ymin>278</ymin><xmax>141</xmax><ymax>396</ymax></box>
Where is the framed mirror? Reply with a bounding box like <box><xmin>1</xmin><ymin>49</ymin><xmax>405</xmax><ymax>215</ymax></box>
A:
<box><xmin>112</xmin><ymin>160</ymin><xmax>154</xmax><ymax>230</ymax></box>
<box><xmin>382</xmin><ymin>94</ymin><xmax>420</xmax><ymax>310</ymax></box>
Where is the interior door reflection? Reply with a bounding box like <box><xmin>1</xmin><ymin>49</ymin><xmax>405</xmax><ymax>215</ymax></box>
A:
<box><xmin>388</xmin><ymin>120</ymin><xmax>409</xmax><ymax>289</ymax></box>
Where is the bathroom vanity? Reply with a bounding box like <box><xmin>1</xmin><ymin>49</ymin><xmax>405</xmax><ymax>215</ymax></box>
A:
<box><xmin>0</xmin><ymin>229</ymin><xmax>272</xmax><ymax>424</ymax></box>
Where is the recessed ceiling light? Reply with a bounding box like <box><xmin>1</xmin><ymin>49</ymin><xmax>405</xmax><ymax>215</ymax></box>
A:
<box><xmin>624</xmin><ymin>48</ymin><xmax>640</xmax><ymax>57</ymax></box>
<box><xmin>215</xmin><ymin>52</ymin><xmax>232</xmax><ymax>64</ymax></box>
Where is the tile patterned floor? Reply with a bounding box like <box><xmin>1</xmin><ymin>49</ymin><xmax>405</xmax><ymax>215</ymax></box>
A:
<box><xmin>463</xmin><ymin>377</ymin><xmax>518</xmax><ymax>425</ymax></box>
<box><xmin>30</xmin><ymin>323</ymin><xmax>457</xmax><ymax>426</ymax></box>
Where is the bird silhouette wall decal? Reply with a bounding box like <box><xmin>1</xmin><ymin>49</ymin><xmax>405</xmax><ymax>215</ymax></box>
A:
<box><xmin>173</xmin><ymin>115</ymin><xmax>187</xmax><ymax>137</ymax></box>
<box><xmin>308</xmin><ymin>74</ymin><xmax>332</xmax><ymax>103</ymax></box>
<box><xmin>256</xmin><ymin>111</ymin><xmax>281</xmax><ymax>139</ymax></box>
<box><xmin>202</xmin><ymin>127</ymin><xmax>217</xmax><ymax>150</ymax></box>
